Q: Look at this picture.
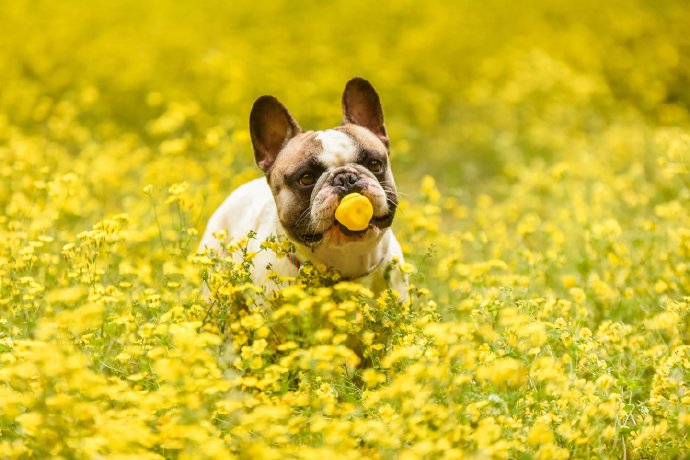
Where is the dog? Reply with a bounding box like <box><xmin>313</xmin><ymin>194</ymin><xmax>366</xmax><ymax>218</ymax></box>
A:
<box><xmin>199</xmin><ymin>78</ymin><xmax>406</xmax><ymax>297</ymax></box>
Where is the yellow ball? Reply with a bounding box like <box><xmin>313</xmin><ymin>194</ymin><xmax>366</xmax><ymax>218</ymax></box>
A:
<box><xmin>335</xmin><ymin>193</ymin><xmax>374</xmax><ymax>231</ymax></box>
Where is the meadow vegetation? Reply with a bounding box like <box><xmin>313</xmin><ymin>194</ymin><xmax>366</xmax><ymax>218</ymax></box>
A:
<box><xmin>1</xmin><ymin>0</ymin><xmax>689</xmax><ymax>458</ymax></box>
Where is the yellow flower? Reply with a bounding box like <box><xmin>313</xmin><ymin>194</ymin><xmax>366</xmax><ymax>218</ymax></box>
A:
<box><xmin>477</xmin><ymin>357</ymin><xmax>527</xmax><ymax>388</ymax></box>
<box><xmin>527</xmin><ymin>418</ymin><xmax>555</xmax><ymax>445</ymax></box>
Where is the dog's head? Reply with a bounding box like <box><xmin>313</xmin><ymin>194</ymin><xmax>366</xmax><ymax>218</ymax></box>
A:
<box><xmin>249</xmin><ymin>78</ymin><xmax>398</xmax><ymax>247</ymax></box>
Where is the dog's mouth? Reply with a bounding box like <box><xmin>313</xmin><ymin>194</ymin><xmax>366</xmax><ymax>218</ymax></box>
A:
<box><xmin>370</xmin><ymin>211</ymin><xmax>395</xmax><ymax>229</ymax></box>
<box><xmin>335</xmin><ymin>222</ymin><xmax>369</xmax><ymax>237</ymax></box>
<box><xmin>298</xmin><ymin>210</ymin><xmax>395</xmax><ymax>245</ymax></box>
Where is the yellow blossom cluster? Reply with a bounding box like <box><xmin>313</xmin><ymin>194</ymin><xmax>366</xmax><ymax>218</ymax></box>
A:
<box><xmin>1</xmin><ymin>0</ymin><xmax>690</xmax><ymax>458</ymax></box>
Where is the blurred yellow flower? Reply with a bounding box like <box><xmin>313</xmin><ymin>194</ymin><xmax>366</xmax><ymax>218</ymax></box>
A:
<box><xmin>1</xmin><ymin>0</ymin><xmax>689</xmax><ymax>457</ymax></box>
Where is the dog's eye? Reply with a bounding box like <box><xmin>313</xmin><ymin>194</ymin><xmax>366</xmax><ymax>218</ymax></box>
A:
<box><xmin>367</xmin><ymin>159</ymin><xmax>383</xmax><ymax>173</ymax></box>
<box><xmin>298</xmin><ymin>172</ymin><xmax>316</xmax><ymax>187</ymax></box>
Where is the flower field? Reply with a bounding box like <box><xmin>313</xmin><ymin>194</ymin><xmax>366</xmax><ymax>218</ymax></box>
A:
<box><xmin>2</xmin><ymin>0</ymin><xmax>690</xmax><ymax>458</ymax></box>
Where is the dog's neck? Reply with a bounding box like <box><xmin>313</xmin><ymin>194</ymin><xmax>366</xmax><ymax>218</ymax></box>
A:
<box><xmin>289</xmin><ymin>228</ymin><xmax>391</xmax><ymax>278</ymax></box>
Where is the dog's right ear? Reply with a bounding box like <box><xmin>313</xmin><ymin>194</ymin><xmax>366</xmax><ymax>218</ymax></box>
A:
<box><xmin>250</xmin><ymin>96</ymin><xmax>301</xmax><ymax>173</ymax></box>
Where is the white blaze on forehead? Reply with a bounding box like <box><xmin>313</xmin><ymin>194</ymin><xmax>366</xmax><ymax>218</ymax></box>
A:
<box><xmin>315</xmin><ymin>130</ymin><xmax>358</xmax><ymax>168</ymax></box>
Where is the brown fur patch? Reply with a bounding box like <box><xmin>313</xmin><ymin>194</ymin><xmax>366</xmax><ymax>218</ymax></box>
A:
<box><xmin>335</xmin><ymin>124</ymin><xmax>388</xmax><ymax>156</ymax></box>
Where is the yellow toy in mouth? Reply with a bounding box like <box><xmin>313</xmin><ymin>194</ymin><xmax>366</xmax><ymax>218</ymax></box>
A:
<box><xmin>335</xmin><ymin>193</ymin><xmax>373</xmax><ymax>231</ymax></box>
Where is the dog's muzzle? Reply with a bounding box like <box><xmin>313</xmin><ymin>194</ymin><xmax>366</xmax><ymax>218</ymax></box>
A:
<box><xmin>331</xmin><ymin>169</ymin><xmax>365</xmax><ymax>196</ymax></box>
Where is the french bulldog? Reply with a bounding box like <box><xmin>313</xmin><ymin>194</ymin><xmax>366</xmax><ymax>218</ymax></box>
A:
<box><xmin>199</xmin><ymin>77</ymin><xmax>406</xmax><ymax>296</ymax></box>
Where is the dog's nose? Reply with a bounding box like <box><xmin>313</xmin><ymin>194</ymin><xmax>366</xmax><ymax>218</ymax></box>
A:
<box><xmin>331</xmin><ymin>171</ymin><xmax>359</xmax><ymax>191</ymax></box>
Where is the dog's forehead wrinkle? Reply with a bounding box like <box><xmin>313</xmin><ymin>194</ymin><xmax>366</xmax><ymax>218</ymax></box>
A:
<box><xmin>315</xmin><ymin>129</ymin><xmax>358</xmax><ymax>168</ymax></box>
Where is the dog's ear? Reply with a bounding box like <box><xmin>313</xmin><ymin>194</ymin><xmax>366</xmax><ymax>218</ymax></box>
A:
<box><xmin>342</xmin><ymin>77</ymin><xmax>389</xmax><ymax>148</ymax></box>
<box><xmin>250</xmin><ymin>95</ymin><xmax>302</xmax><ymax>172</ymax></box>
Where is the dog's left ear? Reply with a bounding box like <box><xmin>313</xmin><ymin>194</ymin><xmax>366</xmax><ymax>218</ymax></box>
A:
<box><xmin>342</xmin><ymin>77</ymin><xmax>389</xmax><ymax>149</ymax></box>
